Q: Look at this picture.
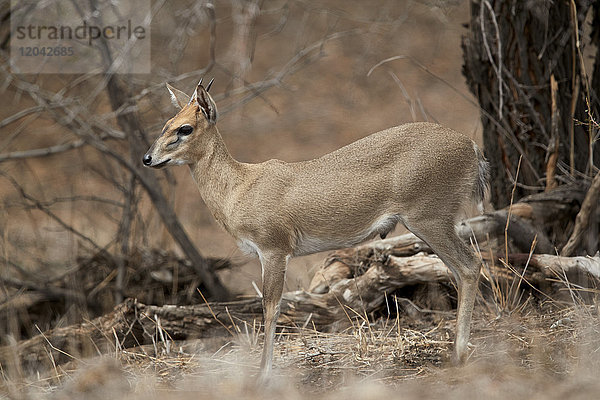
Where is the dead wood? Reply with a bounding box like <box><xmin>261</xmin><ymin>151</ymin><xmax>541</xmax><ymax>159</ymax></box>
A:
<box><xmin>511</xmin><ymin>183</ymin><xmax>591</xmax><ymax>247</ymax></box>
<box><xmin>0</xmin><ymin>249</ymin><xmax>233</xmax><ymax>340</ymax></box>
<box><xmin>546</xmin><ymin>75</ymin><xmax>560</xmax><ymax>192</ymax></box>
<box><xmin>456</xmin><ymin>209</ymin><xmax>554</xmax><ymax>254</ymax></box>
<box><xmin>3</xmin><ymin>247</ymin><xmax>600</xmax><ymax>376</ymax></box>
<box><xmin>0</xmin><ymin>252</ymin><xmax>452</xmax><ymax>375</ymax></box>
<box><xmin>508</xmin><ymin>253</ymin><xmax>600</xmax><ymax>280</ymax></box>
<box><xmin>0</xmin><ymin>298</ymin><xmax>260</xmax><ymax>375</ymax></box>
<box><xmin>561</xmin><ymin>171</ymin><xmax>600</xmax><ymax>256</ymax></box>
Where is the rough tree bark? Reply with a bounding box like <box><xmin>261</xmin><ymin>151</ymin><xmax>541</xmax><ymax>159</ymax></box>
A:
<box><xmin>562</xmin><ymin>171</ymin><xmax>600</xmax><ymax>256</ymax></box>
<box><xmin>462</xmin><ymin>0</ymin><xmax>599</xmax><ymax>209</ymax></box>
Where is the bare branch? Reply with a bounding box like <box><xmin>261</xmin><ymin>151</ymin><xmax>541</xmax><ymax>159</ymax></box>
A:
<box><xmin>561</xmin><ymin>171</ymin><xmax>600</xmax><ymax>256</ymax></box>
<box><xmin>0</xmin><ymin>172</ymin><xmax>111</xmax><ymax>256</ymax></box>
<box><xmin>0</xmin><ymin>105</ymin><xmax>45</xmax><ymax>129</ymax></box>
<box><xmin>218</xmin><ymin>28</ymin><xmax>365</xmax><ymax>115</ymax></box>
<box><xmin>480</xmin><ymin>0</ymin><xmax>503</xmax><ymax>119</ymax></box>
<box><xmin>0</xmin><ymin>139</ymin><xmax>85</xmax><ymax>163</ymax></box>
<box><xmin>0</xmin><ymin>275</ymin><xmax>88</xmax><ymax>306</ymax></box>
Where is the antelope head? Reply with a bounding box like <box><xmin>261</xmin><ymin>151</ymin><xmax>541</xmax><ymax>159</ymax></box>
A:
<box><xmin>142</xmin><ymin>78</ymin><xmax>218</xmax><ymax>168</ymax></box>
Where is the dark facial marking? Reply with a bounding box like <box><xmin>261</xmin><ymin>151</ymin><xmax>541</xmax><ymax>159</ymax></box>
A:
<box><xmin>161</xmin><ymin>122</ymin><xmax>172</xmax><ymax>136</ymax></box>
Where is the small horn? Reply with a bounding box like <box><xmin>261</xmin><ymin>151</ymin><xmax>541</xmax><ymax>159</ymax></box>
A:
<box><xmin>198</xmin><ymin>77</ymin><xmax>203</xmax><ymax>87</ymax></box>
<box><xmin>206</xmin><ymin>78</ymin><xmax>215</xmax><ymax>92</ymax></box>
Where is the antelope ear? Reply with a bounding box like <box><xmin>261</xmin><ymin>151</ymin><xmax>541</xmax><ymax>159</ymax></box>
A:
<box><xmin>166</xmin><ymin>83</ymin><xmax>189</xmax><ymax>109</ymax></box>
<box><xmin>196</xmin><ymin>85</ymin><xmax>218</xmax><ymax>124</ymax></box>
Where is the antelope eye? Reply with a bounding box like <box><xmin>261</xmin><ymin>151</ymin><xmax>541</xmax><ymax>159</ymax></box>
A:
<box><xmin>178</xmin><ymin>125</ymin><xmax>193</xmax><ymax>135</ymax></box>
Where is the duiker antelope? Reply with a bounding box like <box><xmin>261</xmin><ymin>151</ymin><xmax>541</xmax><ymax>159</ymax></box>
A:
<box><xmin>143</xmin><ymin>79</ymin><xmax>489</xmax><ymax>378</ymax></box>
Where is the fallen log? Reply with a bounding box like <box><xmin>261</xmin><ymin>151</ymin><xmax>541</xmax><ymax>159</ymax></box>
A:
<box><xmin>311</xmin><ymin>240</ymin><xmax>600</xmax><ymax>296</ymax></box>
<box><xmin>507</xmin><ymin>253</ymin><xmax>600</xmax><ymax>280</ymax></box>
<box><xmin>4</xmin><ymin>249</ymin><xmax>599</xmax><ymax>376</ymax></box>
<box><xmin>456</xmin><ymin>209</ymin><xmax>554</xmax><ymax>254</ymax></box>
<box><xmin>0</xmin><ymin>298</ymin><xmax>263</xmax><ymax>376</ymax></box>
<box><xmin>0</xmin><ymin>248</ymin><xmax>233</xmax><ymax>340</ymax></box>
<box><xmin>0</xmin><ymin>252</ymin><xmax>452</xmax><ymax>375</ymax></box>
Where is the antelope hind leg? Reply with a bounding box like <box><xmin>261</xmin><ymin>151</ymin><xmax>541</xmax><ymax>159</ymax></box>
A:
<box><xmin>405</xmin><ymin>219</ymin><xmax>481</xmax><ymax>364</ymax></box>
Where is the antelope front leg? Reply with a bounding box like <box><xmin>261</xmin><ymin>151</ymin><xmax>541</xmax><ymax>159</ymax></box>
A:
<box><xmin>258</xmin><ymin>252</ymin><xmax>288</xmax><ymax>381</ymax></box>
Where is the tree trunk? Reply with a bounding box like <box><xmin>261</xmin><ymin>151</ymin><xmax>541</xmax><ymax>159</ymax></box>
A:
<box><xmin>462</xmin><ymin>0</ymin><xmax>599</xmax><ymax>208</ymax></box>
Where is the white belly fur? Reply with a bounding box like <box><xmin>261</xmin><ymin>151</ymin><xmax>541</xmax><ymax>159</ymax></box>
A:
<box><xmin>293</xmin><ymin>214</ymin><xmax>402</xmax><ymax>256</ymax></box>
<box><xmin>237</xmin><ymin>214</ymin><xmax>402</xmax><ymax>259</ymax></box>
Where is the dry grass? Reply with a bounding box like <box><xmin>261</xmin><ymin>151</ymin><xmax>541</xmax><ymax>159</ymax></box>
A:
<box><xmin>2</xmin><ymin>235</ymin><xmax>600</xmax><ymax>399</ymax></box>
<box><xmin>2</xmin><ymin>288</ymin><xmax>599</xmax><ymax>400</ymax></box>
<box><xmin>3</xmin><ymin>210</ymin><xmax>598</xmax><ymax>399</ymax></box>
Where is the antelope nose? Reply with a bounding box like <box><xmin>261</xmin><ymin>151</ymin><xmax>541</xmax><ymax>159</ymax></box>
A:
<box><xmin>142</xmin><ymin>154</ymin><xmax>152</xmax><ymax>166</ymax></box>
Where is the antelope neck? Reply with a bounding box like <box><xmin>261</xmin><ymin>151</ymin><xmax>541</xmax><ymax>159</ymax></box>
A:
<box><xmin>188</xmin><ymin>129</ymin><xmax>247</xmax><ymax>212</ymax></box>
